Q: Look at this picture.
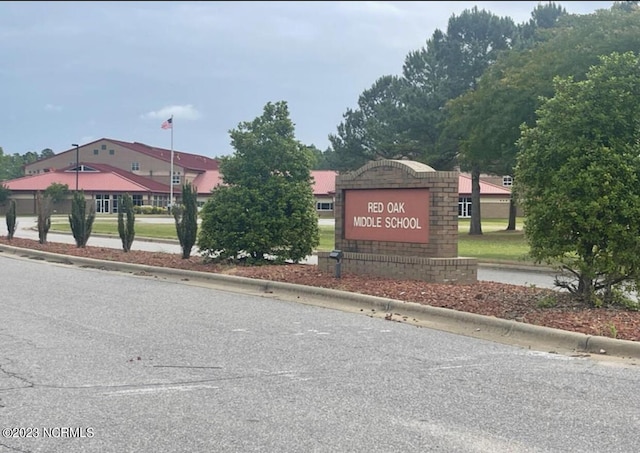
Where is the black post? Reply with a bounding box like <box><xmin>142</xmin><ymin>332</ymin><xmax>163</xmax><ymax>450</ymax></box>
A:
<box><xmin>72</xmin><ymin>144</ymin><xmax>79</xmax><ymax>191</ymax></box>
<box><xmin>329</xmin><ymin>250</ymin><xmax>343</xmax><ymax>279</ymax></box>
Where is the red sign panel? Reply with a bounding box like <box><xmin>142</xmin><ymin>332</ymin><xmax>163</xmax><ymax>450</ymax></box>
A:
<box><xmin>344</xmin><ymin>189</ymin><xmax>429</xmax><ymax>243</ymax></box>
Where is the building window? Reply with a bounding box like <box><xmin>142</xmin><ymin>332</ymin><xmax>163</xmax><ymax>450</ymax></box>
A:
<box><xmin>502</xmin><ymin>175</ymin><xmax>513</xmax><ymax>187</ymax></box>
<box><xmin>101</xmin><ymin>144</ymin><xmax>107</xmax><ymax>150</ymax></box>
<box><xmin>93</xmin><ymin>149</ymin><xmax>99</xmax><ymax>155</ymax></box>
<box><xmin>132</xmin><ymin>162</ymin><xmax>140</xmax><ymax>171</ymax></box>
<box><xmin>458</xmin><ymin>197</ymin><xmax>472</xmax><ymax>218</ymax></box>
<box><xmin>109</xmin><ymin>149</ymin><xmax>115</xmax><ymax>155</ymax></box>
<box><xmin>132</xmin><ymin>195</ymin><xmax>143</xmax><ymax>206</ymax></box>
<box><xmin>152</xmin><ymin>195</ymin><xmax>168</xmax><ymax>208</ymax></box>
<box><xmin>316</xmin><ymin>202</ymin><xmax>334</xmax><ymax>211</ymax></box>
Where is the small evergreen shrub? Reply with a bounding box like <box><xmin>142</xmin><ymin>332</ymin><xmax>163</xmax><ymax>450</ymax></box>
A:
<box><xmin>36</xmin><ymin>191</ymin><xmax>52</xmax><ymax>244</ymax></box>
<box><xmin>69</xmin><ymin>191</ymin><xmax>95</xmax><ymax>248</ymax></box>
<box><xmin>5</xmin><ymin>199</ymin><xmax>16</xmax><ymax>240</ymax></box>
<box><xmin>173</xmin><ymin>182</ymin><xmax>198</xmax><ymax>259</ymax></box>
<box><xmin>117</xmin><ymin>193</ymin><xmax>136</xmax><ymax>252</ymax></box>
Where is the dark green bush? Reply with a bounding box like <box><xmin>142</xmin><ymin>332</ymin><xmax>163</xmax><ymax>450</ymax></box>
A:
<box><xmin>173</xmin><ymin>182</ymin><xmax>198</xmax><ymax>259</ymax></box>
<box><xmin>36</xmin><ymin>191</ymin><xmax>52</xmax><ymax>244</ymax></box>
<box><xmin>69</xmin><ymin>191</ymin><xmax>95</xmax><ymax>248</ymax></box>
<box><xmin>5</xmin><ymin>199</ymin><xmax>16</xmax><ymax>240</ymax></box>
<box><xmin>118</xmin><ymin>193</ymin><xmax>135</xmax><ymax>252</ymax></box>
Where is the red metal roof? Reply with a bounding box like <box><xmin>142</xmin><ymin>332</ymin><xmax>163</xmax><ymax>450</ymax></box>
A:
<box><xmin>86</xmin><ymin>163</ymin><xmax>171</xmax><ymax>192</ymax></box>
<box><xmin>190</xmin><ymin>170</ymin><xmax>337</xmax><ymax>196</ymax></box>
<box><xmin>309</xmin><ymin>171</ymin><xmax>512</xmax><ymax>197</ymax></box>
<box><xmin>192</xmin><ymin>170</ymin><xmax>224</xmax><ymax>194</ymax></box>
<box><xmin>168</xmin><ymin>170</ymin><xmax>511</xmax><ymax>197</ymax></box>
<box><xmin>3</xmin><ymin>165</ymin><xmax>169</xmax><ymax>193</ymax></box>
<box><xmin>31</xmin><ymin>138</ymin><xmax>219</xmax><ymax>172</ymax></box>
<box><xmin>4</xmin><ymin>159</ymin><xmax>511</xmax><ymax>198</ymax></box>
<box><xmin>458</xmin><ymin>174</ymin><xmax>511</xmax><ymax>196</ymax></box>
<box><xmin>106</xmin><ymin>139</ymin><xmax>219</xmax><ymax>171</ymax></box>
<box><xmin>311</xmin><ymin>170</ymin><xmax>337</xmax><ymax>196</ymax></box>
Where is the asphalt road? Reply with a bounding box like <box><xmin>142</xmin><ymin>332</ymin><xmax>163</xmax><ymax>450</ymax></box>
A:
<box><xmin>1</xmin><ymin>254</ymin><xmax>640</xmax><ymax>453</ymax></box>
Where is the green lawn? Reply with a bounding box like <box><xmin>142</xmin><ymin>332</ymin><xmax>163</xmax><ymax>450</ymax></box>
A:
<box><xmin>50</xmin><ymin>219</ymin><xmax>179</xmax><ymax>240</ymax></box>
<box><xmin>50</xmin><ymin>217</ymin><xmax>531</xmax><ymax>263</ymax></box>
<box><xmin>317</xmin><ymin>220</ymin><xmax>531</xmax><ymax>263</ymax></box>
<box><xmin>458</xmin><ymin>230</ymin><xmax>530</xmax><ymax>263</ymax></box>
<box><xmin>457</xmin><ymin>218</ymin><xmax>531</xmax><ymax>263</ymax></box>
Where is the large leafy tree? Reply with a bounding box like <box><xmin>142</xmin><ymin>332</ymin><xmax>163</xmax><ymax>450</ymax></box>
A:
<box><xmin>445</xmin><ymin>4</ymin><xmax>640</xmax><ymax>232</ymax></box>
<box><xmin>329</xmin><ymin>75</ymin><xmax>412</xmax><ymax>172</ymax></box>
<box><xmin>433</xmin><ymin>7</ymin><xmax>518</xmax><ymax>234</ymax></box>
<box><xmin>398</xmin><ymin>29</ymin><xmax>454</xmax><ymax>170</ymax></box>
<box><xmin>515</xmin><ymin>51</ymin><xmax>640</xmax><ymax>306</ymax></box>
<box><xmin>312</xmin><ymin>146</ymin><xmax>339</xmax><ymax>170</ymax></box>
<box><xmin>198</xmin><ymin>101</ymin><xmax>319</xmax><ymax>263</ymax></box>
<box><xmin>329</xmin><ymin>6</ymin><xmax>517</xmax><ymax>194</ymax></box>
<box><xmin>514</xmin><ymin>1</ymin><xmax>567</xmax><ymax>50</ymax></box>
<box><xmin>0</xmin><ymin>147</ymin><xmax>57</xmax><ymax>180</ymax></box>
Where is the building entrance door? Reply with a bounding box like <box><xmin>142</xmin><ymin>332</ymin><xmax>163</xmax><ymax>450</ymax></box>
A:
<box><xmin>96</xmin><ymin>194</ymin><xmax>110</xmax><ymax>213</ymax></box>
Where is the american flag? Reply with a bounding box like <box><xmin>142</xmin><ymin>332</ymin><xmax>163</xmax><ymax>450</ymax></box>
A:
<box><xmin>161</xmin><ymin>117</ymin><xmax>173</xmax><ymax>129</ymax></box>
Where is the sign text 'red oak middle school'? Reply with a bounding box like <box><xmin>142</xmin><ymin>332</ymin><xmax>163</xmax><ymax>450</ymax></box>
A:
<box><xmin>344</xmin><ymin>189</ymin><xmax>429</xmax><ymax>243</ymax></box>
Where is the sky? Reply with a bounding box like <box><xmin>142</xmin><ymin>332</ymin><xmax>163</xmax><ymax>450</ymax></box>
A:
<box><xmin>0</xmin><ymin>1</ymin><xmax>615</xmax><ymax>159</ymax></box>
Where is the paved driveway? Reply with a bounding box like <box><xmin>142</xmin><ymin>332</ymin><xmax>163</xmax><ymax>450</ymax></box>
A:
<box><xmin>1</xmin><ymin>254</ymin><xmax>638</xmax><ymax>453</ymax></box>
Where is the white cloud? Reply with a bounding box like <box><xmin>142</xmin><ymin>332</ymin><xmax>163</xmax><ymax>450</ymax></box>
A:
<box><xmin>44</xmin><ymin>103</ymin><xmax>63</xmax><ymax>112</ymax></box>
<box><xmin>140</xmin><ymin>105</ymin><xmax>202</xmax><ymax>121</ymax></box>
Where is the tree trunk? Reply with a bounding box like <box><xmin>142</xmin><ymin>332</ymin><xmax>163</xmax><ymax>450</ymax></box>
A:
<box><xmin>506</xmin><ymin>193</ymin><xmax>517</xmax><ymax>231</ymax></box>
<box><xmin>469</xmin><ymin>166</ymin><xmax>483</xmax><ymax>235</ymax></box>
<box><xmin>578</xmin><ymin>275</ymin><xmax>595</xmax><ymax>305</ymax></box>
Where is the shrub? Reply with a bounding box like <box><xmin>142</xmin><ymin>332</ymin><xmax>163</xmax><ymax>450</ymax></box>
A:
<box><xmin>69</xmin><ymin>191</ymin><xmax>95</xmax><ymax>247</ymax></box>
<box><xmin>44</xmin><ymin>182</ymin><xmax>69</xmax><ymax>204</ymax></box>
<box><xmin>198</xmin><ymin>101</ymin><xmax>319</xmax><ymax>263</ymax></box>
<box><xmin>36</xmin><ymin>191</ymin><xmax>52</xmax><ymax>244</ymax></box>
<box><xmin>117</xmin><ymin>193</ymin><xmax>135</xmax><ymax>252</ymax></box>
<box><xmin>5</xmin><ymin>199</ymin><xmax>16</xmax><ymax>240</ymax></box>
<box><xmin>173</xmin><ymin>182</ymin><xmax>198</xmax><ymax>259</ymax></box>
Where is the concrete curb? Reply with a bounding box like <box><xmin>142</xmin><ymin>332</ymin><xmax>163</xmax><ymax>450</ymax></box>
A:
<box><xmin>2</xmin><ymin>243</ymin><xmax>639</xmax><ymax>360</ymax></box>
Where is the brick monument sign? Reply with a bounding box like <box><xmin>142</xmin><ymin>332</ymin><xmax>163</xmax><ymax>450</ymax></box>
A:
<box><xmin>317</xmin><ymin>159</ymin><xmax>477</xmax><ymax>284</ymax></box>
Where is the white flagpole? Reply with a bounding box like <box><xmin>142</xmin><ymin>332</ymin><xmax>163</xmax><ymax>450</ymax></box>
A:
<box><xmin>169</xmin><ymin>115</ymin><xmax>174</xmax><ymax>211</ymax></box>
